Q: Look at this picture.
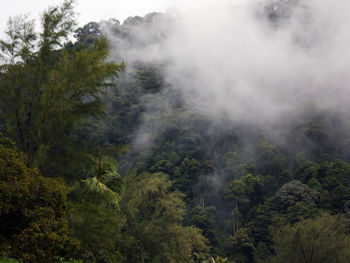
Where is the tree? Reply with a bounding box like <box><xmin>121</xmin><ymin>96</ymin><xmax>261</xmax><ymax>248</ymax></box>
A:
<box><xmin>0</xmin><ymin>0</ymin><xmax>123</xmax><ymax>167</ymax></box>
<box><xmin>273</xmin><ymin>180</ymin><xmax>320</xmax><ymax>211</ymax></box>
<box><xmin>75</xmin><ymin>22</ymin><xmax>102</xmax><ymax>45</ymax></box>
<box><xmin>225</xmin><ymin>174</ymin><xmax>263</xmax><ymax>233</ymax></box>
<box><xmin>120</xmin><ymin>172</ymin><xmax>208</xmax><ymax>263</ymax></box>
<box><xmin>226</xmin><ymin>228</ymin><xmax>255</xmax><ymax>263</ymax></box>
<box><xmin>68</xmin><ymin>154</ymin><xmax>124</xmax><ymax>262</ymax></box>
<box><xmin>187</xmin><ymin>206</ymin><xmax>217</xmax><ymax>247</ymax></box>
<box><xmin>173</xmin><ymin>158</ymin><xmax>202</xmax><ymax>199</ymax></box>
<box><xmin>74</xmin><ymin>154</ymin><xmax>123</xmax><ymax>207</ymax></box>
<box><xmin>0</xmin><ymin>134</ymin><xmax>79</xmax><ymax>262</ymax></box>
<box><xmin>269</xmin><ymin>213</ymin><xmax>350</xmax><ymax>263</ymax></box>
<box><xmin>256</xmin><ymin>139</ymin><xmax>287</xmax><ymax>177</ymax></box>
<box><xmin>296</xmin><ymin>160</ymin><xmax>350</xmax><ymax>212</ymax></box>
<box><xmin>68</xmin><ymin>202</ymin><xmax>123</xmax><ymax>263</ymax></box>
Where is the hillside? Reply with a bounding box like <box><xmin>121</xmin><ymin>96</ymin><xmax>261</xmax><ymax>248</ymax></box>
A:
<box><xmin>0</xmin><ymin>0</ymin><xmax>349</xmax><ymax>262</ymax></box>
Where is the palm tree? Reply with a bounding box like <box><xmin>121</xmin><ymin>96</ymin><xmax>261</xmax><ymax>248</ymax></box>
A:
<box><xmin>72</xmin><ymin>155</ymin><xmax>123</xmax><ymax>208</ymax></box>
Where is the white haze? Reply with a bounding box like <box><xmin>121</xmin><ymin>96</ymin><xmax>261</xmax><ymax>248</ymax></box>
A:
<box><xmin>104</xmin><ymin>0</ymin><xmax>350</xmax><ymax>125</ymax></box>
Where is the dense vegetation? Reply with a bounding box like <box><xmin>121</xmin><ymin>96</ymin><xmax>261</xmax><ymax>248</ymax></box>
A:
<box><xmin>0</xmin><ymin>0</ymin><xmax>349</xmax><ymax>262</ymax></box>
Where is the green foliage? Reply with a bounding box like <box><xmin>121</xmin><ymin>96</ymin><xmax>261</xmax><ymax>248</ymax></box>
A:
<box><xmin>74</xmin><ymin>22</ymin><xmax>101</xmax><ymax>45</ymax></box>
<box><xmin>0</xmin><ymin>134</ymin><xmax>79</xmax><ymax>262</ymax></box>
<box><xmin>57</xmin><ymin>259</ymin><xmax>83</xmax><ymax>263</ymax></box>
<box><xmin>296</xmin><ymin>160</ymin><xmax>350</xmax><ymax>212</ymax></box>
<box><xmin>2</xmin><ymin>6</ymin><xmax>350</xmax><ymax>263</ymax></box>
<box><xmin>250</xmin><ymin>181</ymin><xmax>322</xmax><ymax>249</ymax></box>
<box><xmin>225</xmin><ymin>174</ymin><xmax>263</xmax><ymax>205</ymax></box>
<box><xmin>226</xmin><ymin>228</ymin><xmax>255</xmax><ymax>263</ymax></box>
<box><xmin>268</xmin><ymin>213</ymin><xmax>350</xmax><ymax>263</ymax></box>
<box><xmin>0</xmin><ymin>0</ymin><xmax>123</xmax><ymax>167</ymax></box>
<box><xmin>256</xmin><ymin>139</ymin><xmax>287</xmax><ymax>177</ymax></box>
<box><xmin>136</xmin><ymin>66</ymin><xmax>164</xmax><ymax>92</ymax></box>
<box><xmin>225</xmin><ymin>174</ymin><xmax>263</xmax><ymax>233</ymax></box>
<box><xmin>0</xmin><ymin>259</ymin><xmax>20</xmax><ymax>263</ymax></box>
<box><xmin>69</xmin><ymin>155</ymin><xmax>123</xmax><ymax>262</ymax></box>
<box><xmin>196</xmin><ymin>255</ymin><xmax>231</xmax><ymax>263</ymax></box>
<box><xmin>70</xmin><ymin>154</ymin><xmax>123</xmax><ymax>209</ymax></box>
<box><xmin>294</xmin><ymin>118</ymin><xmax>333</xmax><ymax>161</ymax></box>
<box><xmin>273</xmin><ymin>180</ymin><xmax>320</xmax><ymax>211</ymax></box>
<box><xmin>307</xmin><ymin>177</ymin><xmax>323</xmax><ymax>192</ymax></box>
<box><xmin>188</xmin><ymin>206</ymin><xmax>217</xmax><ymax>246</ymax></box>
<box><xmin>120</xmin><ymin>172</ymin><xmax>208</xmax><ymax>263</ymax></box>
<box><xmin>68</xmin><ymin>202</ymin><xmax>123</xmax><ymax>263</ymax></box>
<box><xmin>173</xmin><ymin>158</ymin><xmax>202</xmax><ymax>199</ymax></box>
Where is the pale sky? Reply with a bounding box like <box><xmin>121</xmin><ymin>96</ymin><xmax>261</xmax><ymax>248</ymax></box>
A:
<box><xmin>0</xmin><ymin>0</ymin><xmax>185</xmax><ymax>35</ymax></box>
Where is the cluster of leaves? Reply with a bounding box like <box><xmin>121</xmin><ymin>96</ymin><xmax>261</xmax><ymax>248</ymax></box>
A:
<box><xmin>0</xmin><ymin>0</ymin><xmax>123</xmax><ymax>168</ymax></box>
<box><xmin>0</xmin><ymin>134</ymin><xmax>79</xmax><ymax>262</ymax></box>
<box><xmin>268</xmin><ymin>213</ymin><xmax>350</xmax><ymax>263</ymax></box>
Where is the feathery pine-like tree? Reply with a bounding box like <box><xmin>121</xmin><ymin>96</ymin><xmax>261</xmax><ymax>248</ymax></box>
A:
<box><xmin>0</xmin><ymin>0</ymin><xmax>123</xmax><ymax>167</ymax></box>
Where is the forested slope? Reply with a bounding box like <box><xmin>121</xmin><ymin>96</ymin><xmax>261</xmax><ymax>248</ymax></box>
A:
<box><xmin>0</xmin><ymin>0</ymin><xmax>349</xmax><ymax>262</ymax></box>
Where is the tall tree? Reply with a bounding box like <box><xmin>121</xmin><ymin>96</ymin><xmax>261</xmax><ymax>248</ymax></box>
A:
<box><xmin>68</xmin><ymin>154</ymin><xmax>124</xmax><ymax>262</ymax></box>
<box><xmin>0</xmin><ymin>0</ymin><xmax>123</xmax><ymax>167</ymax></box>
<box><xmin>225</xmin><ymin>174</ymin><xmax>263</xmax><ymax>233</ymax></box>
<box><xmin>268</xmin><ymin>213</ymin><xmax>350</xmax><ymax>263</ymax></box>
<box><xmin>120</xmin><ymin>172</ymin><xmax>208</xmax><ymax>263</ymax></box>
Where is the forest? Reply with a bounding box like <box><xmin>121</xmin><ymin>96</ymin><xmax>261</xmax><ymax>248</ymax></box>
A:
<box><xmin>0</xmin><ymin>0</ymin><xmax>349</xmax><ymax>262</ymax></box>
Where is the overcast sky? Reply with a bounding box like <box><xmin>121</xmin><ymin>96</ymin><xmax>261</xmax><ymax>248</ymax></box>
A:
<box><xmin>0</xmin><ymin>0</ymin><xmax>187</xmax><ymax>35</ymax></box>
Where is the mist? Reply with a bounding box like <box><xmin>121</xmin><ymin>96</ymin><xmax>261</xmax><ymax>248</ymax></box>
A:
<box><xmin>101</xmin><ymin>0</ymin><xmax>350</xmax><ymax>127</ymax></box>
<box><xmin>2</xmin><ymin>1</ymin><xmax>350</xmax><ymax>260</ymax></box>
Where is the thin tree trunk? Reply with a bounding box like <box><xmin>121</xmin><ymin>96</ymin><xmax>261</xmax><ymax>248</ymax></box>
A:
<box><xmin>15</xmin><ymin>109</ymin><xmax>25</xmax><ymax>149</ymax></box>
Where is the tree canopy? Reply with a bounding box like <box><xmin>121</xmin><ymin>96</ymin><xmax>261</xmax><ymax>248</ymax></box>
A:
<box><xmin>0</xmin><ymin>0</ymin><xmax>123</xmax><ymax>167</ymax></box>
<box><xmin>1</xmin><ymin>1</ymin><xmax>350</xmax><ymax>263</ymax></box>
<box><xmin>0</xmin><ymin>134</ymin><xmax>79</xmax><ymax>262</ymax></box>
<box><xmin>269</xmin><ymin>213</ymin><xmax>350</xmax><ymax>263</ymax></box>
